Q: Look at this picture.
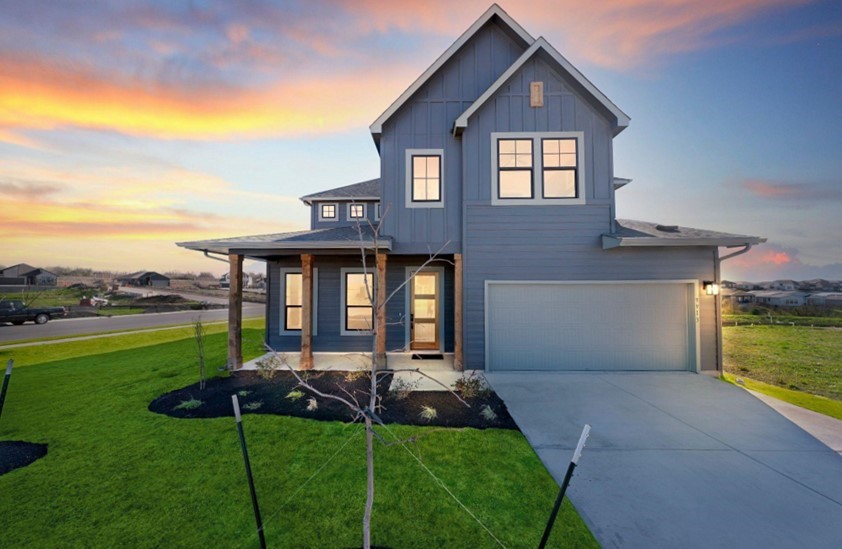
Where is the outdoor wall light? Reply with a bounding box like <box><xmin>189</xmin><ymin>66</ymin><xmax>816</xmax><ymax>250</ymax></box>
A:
<box><xmin>703</xmin><ymin>281</ymin><xmax>720</xmax><ymax>296</ymax></box>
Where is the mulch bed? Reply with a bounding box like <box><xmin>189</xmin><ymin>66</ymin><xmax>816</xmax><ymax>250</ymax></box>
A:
<box><xmin>0</xmin><ymin>441</ymin><xmax>48</xmax><ymax>476</ymax></box>
<box><xmin>149</xmin><ymin>371</ymin><xmax>517</xmax><ymax>430</ymax></box>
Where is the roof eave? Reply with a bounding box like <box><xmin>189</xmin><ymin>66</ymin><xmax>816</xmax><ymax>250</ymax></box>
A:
<box><xmin>602</xmin><ymin>235</ymin><xmax>767</xmax><ymax>249</ymax></box>
<box><xmin>300</xmin><ymin>195</ymin><xmax>380</xmax><ymax>206</ymax></box>
<box><xmin>370</xmin><ymin>4</ymin><xmax>534</xmax><ymax>137</ymax></box>
<box><xmin>177</xmin><ymin>239</ymin><xmax>393</xmax><ymax>255</ymax></box>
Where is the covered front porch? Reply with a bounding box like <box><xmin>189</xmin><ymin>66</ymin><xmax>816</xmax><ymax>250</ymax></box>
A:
<box><xmin>177</xmin><ymin>226</ymin><xmax>464</xmax><ymax>373</ymax></box>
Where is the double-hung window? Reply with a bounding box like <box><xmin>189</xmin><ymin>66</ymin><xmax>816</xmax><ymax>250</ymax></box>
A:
<box><xmin>405</xmin><ymin>149</ymin><xmax>443</xmax><ymax>208</ymax></box>
<box><xmin>342</xmin><ymin>270</ymin><xmax>374</xmax><ymax>334</ymax></box>
<box><xmin>491</xmin><ymin>132</ymin><xmax>585</xmax><ymax>205</ymax></box>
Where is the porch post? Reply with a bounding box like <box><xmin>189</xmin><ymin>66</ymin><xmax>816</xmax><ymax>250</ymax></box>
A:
<box><xmin>228</xmin><ymin>253</ymin><xmax>243</xmax><ymax>370</ymax></box>
<box><xmin>376</xmin><ymin>253</ymin><xmax>388</xmax><ymax>369</ymax></box>
<box><xmin>301</xmin><ymin>254</ymin><xmax>314</xmax><ymax>370</ymax></box>
<box><xmin>454</xmin><ymin>253</ymin><xmax>464</xmax><ymax>371</ymax></box>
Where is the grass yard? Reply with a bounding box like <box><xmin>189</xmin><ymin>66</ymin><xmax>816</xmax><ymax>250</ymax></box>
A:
<box><xmin>724</xmin><ymin>314</ymin><xmax>842</xmax><ymax>328</ymax></box>
<box><xmin>723</xmin><ymin>325</ymin><xmax>842</xmax><ymax>416</ymax></box>
<box><xmin>0</xmin><ymin>322</ymin><xmax>595</xmax><ymax>547</ymax></box>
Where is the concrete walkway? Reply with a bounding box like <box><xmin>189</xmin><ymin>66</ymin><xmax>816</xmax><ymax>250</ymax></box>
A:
<box><xmin>486</xmin><ymin>372</ymin><xmax>842</xmax><ymax>548</ymax></box>
<box><xmin>748</xmin><ymin>389</ymin><xmax>842</xmax><ymax>456</ymax></box>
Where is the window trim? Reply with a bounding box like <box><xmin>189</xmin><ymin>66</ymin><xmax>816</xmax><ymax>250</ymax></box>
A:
<box><xmin>374</xmin><ymin>202</ymin><xmax>381</xmax><ymax>221</ymax></box>
<box><xmin>347</xmin><ymin>202</ymin><xmax>367</xmax><ymax>220</ymax></box>
<box><xmin>340</xmin><ymin>268</ymin><xmax>374</xmax><ymax>336</ymax></box>
<box><xmin>317</xmin><ymin>202</ymin><xmax>338</xmax><ymax>222</ymax></box>
<box><xmin>405</xmin><ymin>149</ymin><xmax>444</xmax><ymax>209</ymax></box>
<box><xmin>540</xmin><ymin>137</ymin><xmax>579</xmax><ymax>199</ymax></box>
<box><xmin>279</xmin><ymin>267</ymin><xmax>318</xmax><ymax>336</ymax></box>
<box><xmin>496</xmin><ymin>138</ymin><xmax>534</xmax><ymax>200</ymax></box>
<box><xmin>491</xmin><ymin>131</ymin><xmax>586</xmax><ymax>206</ymax></box>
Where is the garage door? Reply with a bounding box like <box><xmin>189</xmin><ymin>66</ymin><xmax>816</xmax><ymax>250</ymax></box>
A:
<box><xmin>486</xmin><ymin>281</ymin><xmax>697</xmax><ymax>371</ymax></box>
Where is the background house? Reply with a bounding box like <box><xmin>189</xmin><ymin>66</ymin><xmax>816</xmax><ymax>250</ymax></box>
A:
<box><xmin>0</xmin><ymin>264</ymin><xmax>58</xmax><ymax>287</ymax></box>
<box><xmin>118</xmin><ymin>271</ymin><xmax>170</xmax><ymax>288</ymax></box>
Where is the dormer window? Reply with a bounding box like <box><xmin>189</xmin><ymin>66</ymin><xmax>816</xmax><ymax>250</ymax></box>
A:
<box><xmin>319</xmin><ymin>203</ymin><xmax>337</xmax><ymax>221</ymax></box>
<box><xmin>406</xmin><ymin>149</ymin><xmax>444</xmax><ymax>208</ymax></box>
<box><xmin>348</xmin><ymin>203</ymin><xmax>365</xmax><ymax>219</ymax></box>
<box><xmin>491</xmin><ymin>132</ymin><xmax>585</xmax><ymax>205</ymax></box>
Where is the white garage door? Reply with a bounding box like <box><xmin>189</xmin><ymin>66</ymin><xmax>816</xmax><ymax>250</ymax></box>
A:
<box><xmin>486</xmin><ymin>281</ymin><xmax>697</xmax><ymax>371</ymax></box>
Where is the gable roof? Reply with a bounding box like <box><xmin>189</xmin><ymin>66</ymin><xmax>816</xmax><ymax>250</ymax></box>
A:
<box><xmin>369</xmin><ymin>4</ymin><xmax>533</xmax><ymax>144</ymax></box>
<box><xmin>454</xmin><ymin>37</ymin><xmax>631</xmax><ymax>136</ymax></box>
<box><xmin>300</xmin><ymin>178</ymin><xmax>380</xmax><ymax>205</ymax></box>
<box><xmin>602</xmin><ymin>220</ymin><xmax>766</xmax><ymax>249</ymax></box>
<box><xmin>1</xmin><ymin>263</ymin><xmax>38</xmax><ymax>277</ymax></box>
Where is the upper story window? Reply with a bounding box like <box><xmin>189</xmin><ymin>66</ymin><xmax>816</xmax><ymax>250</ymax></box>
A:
<box><xmin>405</xmin><ymin>149</ymin><xmax>444</xmax><ymax>209</ymax></box>
<box><xmin>491</xmin><ymin>132</ymin><xmax>585</xmax><ymax>206</ymax></box>
<box><xmin>318</xmin><ymin>203</ymin><xmax>338</xmax><ymax>222</ymax></box>
<box><xmin>348</xmin><ymin>203</ymin><xmax>366</xmax><ymax>220</ymax></box>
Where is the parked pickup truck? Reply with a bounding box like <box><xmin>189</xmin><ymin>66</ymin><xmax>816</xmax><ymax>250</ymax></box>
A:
<box><xmin>0</xmin><ymin>300</ymin><xmax>66</xmax><ymax>325</ymax></box>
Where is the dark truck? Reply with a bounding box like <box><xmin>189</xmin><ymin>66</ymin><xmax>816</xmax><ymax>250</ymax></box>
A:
<box><xmin>0</xmin><ymin>300</ymin><xmax>66</xmax><ymax>325</ymax></box>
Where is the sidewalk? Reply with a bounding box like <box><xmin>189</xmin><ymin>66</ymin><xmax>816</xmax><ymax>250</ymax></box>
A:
<box><xmin>748</xmin><ymin>390</ymin><xmax>842</xmax><ymax>456</ymax></box>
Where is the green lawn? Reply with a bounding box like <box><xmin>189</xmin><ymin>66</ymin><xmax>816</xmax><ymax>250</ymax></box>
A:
<box><xmin>0</xmin><ymin>324</ymin><xmax>595</xmax><ymax>547</ymax></box>
<box><xmin>723</xmin><ymin>325</ymin><xmax>842</xmax><ymax>414</ymax></box>
<box><xmin>721</xmin><ymin>373</ymin><xmax>842</xmax><ymax>421</ymax></box>
<box><xmin>724</xmin><ymin>314</ymin><xmax>842</xmax><ymax>328</ymax></box>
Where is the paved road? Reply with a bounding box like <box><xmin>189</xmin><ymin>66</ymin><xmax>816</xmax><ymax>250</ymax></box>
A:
<box><xmin>0</xmin><ymin>303</ymin><xmax>264</xmax><ymax>343</ymax></box>
<box><xmin>487</xmin><ymin>371</ymin><xmax>842</xmax><ymax>548</ymax></box>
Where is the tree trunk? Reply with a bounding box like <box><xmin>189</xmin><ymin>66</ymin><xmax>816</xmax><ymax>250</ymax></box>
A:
<box><xmin>363</xmin><ymin>415</ymin><xmax>374</xmax><ymax>549</ymax></box>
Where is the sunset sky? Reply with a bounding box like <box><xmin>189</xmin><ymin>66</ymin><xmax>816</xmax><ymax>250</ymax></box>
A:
<box><xmin>1</xmin><ymin>0</ymin><xmax>840</xmax><ymax>281</ymax></box>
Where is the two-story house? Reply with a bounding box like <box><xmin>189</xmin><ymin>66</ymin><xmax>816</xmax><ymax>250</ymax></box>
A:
<box><xmin>178</xmin><ymin>4</ymin><xmax>764</xmax><ymax>374</ymax></box>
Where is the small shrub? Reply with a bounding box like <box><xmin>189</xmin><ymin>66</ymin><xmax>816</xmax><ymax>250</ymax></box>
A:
<box><xmin>286</xmin><ymin>389</ymin><xmax>305</xmax><ymax>401</ymax></box>
<box><xmin>237</xmin><ymin>390</ymin><xmax>251</xmax><ymax>397</ymax></box>
<box><xmin>343</xmin><ymin>369</ymin><xmax>366</xmax><ymax>383</ymax></box>
<box><xmin>306</xmin><ymin>398</ymin><xmax>318</xmax><ymax>412</ymax></box>
<box><xmin>174</xmin><ymin>398</ymin><xmax>203</xmax><ymax>411</ymax></box>
<box><xmin>243</xmin><ymin>401</ymin><xmax>263</xmax><ymax>411</ymax></box>
<box><xmin>419</xmin><ymin>405</ymin><xmax>437</xmax><ymax>422</ymax></box>
<box><xmin>255</xmin><ymin>354</ymin><xmax>284</xmax><ymax>380</ymax></box>
<box><xmin>454</xmin><ymin>372</ymin><xmax>490</xmax><ymax>399</ymax></box>
<box><xmin>389</xmin><ymin>377</ymin><xmax>418</xmax><ymax>400</ymax></box>
<box><xmin>480</xmin><ymin>404</ymin><xmax>498</xmax><ymax>422</ymax></box>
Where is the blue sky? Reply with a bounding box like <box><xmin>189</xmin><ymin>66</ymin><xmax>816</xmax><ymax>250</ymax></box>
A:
<box><xmin>0</xmin><ymin>0</ymin><xmax>839</xmax><ymax>280</ymax></box>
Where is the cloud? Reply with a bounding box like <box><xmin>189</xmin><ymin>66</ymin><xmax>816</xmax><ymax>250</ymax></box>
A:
<box><xmin>740</xmin><ymin>178</ymin><xmax>842</xmax><ymax>202</ymax></box>
<box><xmin>0</xmin><ymin>179</ymin><xmax>62</xmax><ymax>199</ymax></box>
<box><xmin>721</xmin><ymin>243</ymin><xmax>842</xmax><ymax>281</ymax></box>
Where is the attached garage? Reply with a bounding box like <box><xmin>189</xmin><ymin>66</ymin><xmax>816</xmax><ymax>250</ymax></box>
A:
<box><xmin>485</xmin><ymin>281</ymin><xmax>699</xmax><ymax>372</ymax></box>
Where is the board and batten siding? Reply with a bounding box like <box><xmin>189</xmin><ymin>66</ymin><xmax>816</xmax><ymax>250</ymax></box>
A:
<box><xmin>266</xmin><ymin>255</ymin><xmax>454</xmax><ymax>354</ymax></box>
<box><xmin>309</xmin><ymin>201</ymin><xmax>377</xmax><ymax>230</ymax></box>
<box><xmin>379</xmin><ymin>21</ymin><xmax>528</xmax><ymax>254</ymax></box>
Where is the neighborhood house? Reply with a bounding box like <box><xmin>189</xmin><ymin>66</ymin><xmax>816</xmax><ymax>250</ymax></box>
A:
<box><xmin>179</xmin><ymin>5</ymin><xmax>764</xmax><ymax>373</ymax></box>
<box><xmin>0</xmin><ymin>264</ymin><xmax>58</xmax><ymax>287</ymax></box>
<box><xmin>118</xmin><ymin>271</ymin><xmax>171</xmax><ymax>288</ymax></box>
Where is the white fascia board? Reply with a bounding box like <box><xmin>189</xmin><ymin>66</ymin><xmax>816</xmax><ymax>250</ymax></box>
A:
<box><xmin>300</xmin><ymin>196</ymin><xmax>380</xmax><ymax>206</ymax></box>
<box><xmin>369</xmin><ymin>4</ymin><xmax>533</xmax><ymax>138</ymax></box>
<box><xmin>602</xmin><ymin>235</ymin><xmax>766</xmax><ymax>249</ymax></box>
<box><xmin>178</xmin><ymin>240</ymin><xmax>393</xmax><ymax>254</ymax></box>
<box><xmin>454</xmin><ymin>37</ymin><xmax>631</xmax><ymax>135</ymax></box>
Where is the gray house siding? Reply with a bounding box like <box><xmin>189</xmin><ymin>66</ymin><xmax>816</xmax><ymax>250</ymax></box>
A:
<box><xmin>309</xmin><ymin>201</ymin><xmax>378</xmax><ymax>229</ymax></box>
<box><xmin>266</xmin><ymin>255</ymin><xmax>454</xmax><ymax>354</ymax></box>
<box><xmin>378</xmin><ymin>21</ymin><xmax>528</xmax><ymax>254</ymax></box>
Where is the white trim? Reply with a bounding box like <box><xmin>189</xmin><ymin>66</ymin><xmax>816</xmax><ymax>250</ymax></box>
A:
<box><xmin>404</xmin><ymin>266</ymin><xmax>446</xmax><ymax>353</ymax></box>
<box><xmin>370</xmin><ymin>4</ymin><xmax>534</xmax><ymax>138</ymax></box>
<box><xmin>483</xmin><ymin>279</ymin><xmax>701</xmax><ymax>373</ymax></box>
<box><xmin>374</xmin><ymin>202</ymin><xmax>381</xmax><ymax>221</ymax></box>
<box><xmin>340</xmin><ymin>267</ymin><xmax>374</xmax><ymax>336</ymax></box>
<box><xmin>318</xmin><ymin>202</ymin><xmax>338</xmax><ymax>222</ymax></box>
<box><xmin>491</xmin><ymin>131</ymin><xmax>586</xmax><ymax>206</ymax></box>
<box><xmin>279</xmin><ymin>267</ymin><xmax>318</xmax><ymax>336</ymax></box>
<box><xmin>602</xmin><ymin>235</ymin><xmax>766</xmax><ymax>249</ymax></box>
<box><xmin>346</xmin><ymin>202</ymin><xmax>368</xmax><ymax>221</ymax></box>
<box><xmin>302</xmin><ymin>196</ymin><xmax>379</xmax><ymax>205</ymax></box>
<box><xmin>405</xmin><ymin>149</ymin><xmax>445</xmax><ymax>209</ymax></box>
<box><xmin>454</xmin><ymin>37</ymin><xmax>630</xmax><ymax>135</ymax></box>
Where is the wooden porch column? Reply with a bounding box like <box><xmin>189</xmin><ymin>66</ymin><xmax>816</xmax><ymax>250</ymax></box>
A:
<box><xmin>376</xmin><ymin>253</ymin><xmax>388</xmax><ymax>369</ymax></box>
<box><xmin>301</xmin><ymin>254</ymin><xmax>314</xmax><ymax>370</ymax></box>
<box><xmin>228</xmin><ymin>253</ymin><xmax>243</xmax><ymax>370</ymax></box>
<box><xmin>454</xmin><ymin>253</ymin><xmax>464</xmax><ymax>371</ymax></box>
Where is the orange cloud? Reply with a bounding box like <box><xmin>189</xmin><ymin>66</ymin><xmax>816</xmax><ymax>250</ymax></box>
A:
<box><xmin>740</xmin><ymin>178</ymin><xmax>842</xmax><ymax>201</ymax></box>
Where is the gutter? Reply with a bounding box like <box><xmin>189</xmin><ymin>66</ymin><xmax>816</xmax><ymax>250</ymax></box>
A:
<box><xmin>203</xmin><ymin>250</ymin><xmax>230</xmax><ymax>264</ymax></box>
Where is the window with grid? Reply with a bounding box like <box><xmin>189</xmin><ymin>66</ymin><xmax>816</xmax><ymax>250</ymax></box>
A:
<box><xmin>542</xmin><ymin>138</ymin><xmax>578</xmax><ymax>198</ymax></box>
<box><xmin>497</xmin><ymin>139</ymin><xmax>533</xmax><ymax>198</ymax></box>
<box><xmin>345</xmin><ymin>272</ymin><xmax>373</xmax><ymax>331</ymax></box>
<box><xmin>349</xmin><ymin>203</ymin><xmax>365</xmax><ymax>219</ymax></box>
<box><xmin>284</xmin><ymin>273</ymin><xmax>302</xmax><ymax>330</ymax></box>
<box><xmin>411</xmin><ymin>155</ymin><xmax>441</xmax><ymax>202</ymax></box>
<box><xmin>320</xmin><ymin>203</ymin><xmax>336</xmax><ymax>219</ymax></box>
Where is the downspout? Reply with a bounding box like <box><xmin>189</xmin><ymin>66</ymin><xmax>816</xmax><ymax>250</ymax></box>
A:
<box><xmin>203</xmin><ymin>250</ymin><xmax>230</xmax><ymax>264</ymax></box>
<box><xmin>714</xmin><ymin>244</ymin><xmax>753</xmax><ymax>374</ymax></box>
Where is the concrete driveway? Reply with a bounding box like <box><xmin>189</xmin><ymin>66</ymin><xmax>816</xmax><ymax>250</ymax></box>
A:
<box><xmin>485</xmin><ymin>372</ymin><xmax>842</xmax><ymax>548</ymax></box>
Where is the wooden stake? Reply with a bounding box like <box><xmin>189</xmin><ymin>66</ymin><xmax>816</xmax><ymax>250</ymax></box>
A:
<box><xmin>0</xmin><ymin>359</ymin><xmax>12</xmax><ymax>420</ymax></box>
<box><xmin>232</xmin><ymin>395</ymin><xmax>266</xmax><ymax>549</ymax></box>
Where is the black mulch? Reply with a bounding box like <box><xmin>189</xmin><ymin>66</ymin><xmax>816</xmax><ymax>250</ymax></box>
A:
<box><xmin>149</xmin><ymin>371</ymin><xmax>517</xmax><ymax>430</ymax></box>
<box><xmin>0</xmin><ymin>441</ymin><xmax>48</xmax><ymax>476</ymax></box>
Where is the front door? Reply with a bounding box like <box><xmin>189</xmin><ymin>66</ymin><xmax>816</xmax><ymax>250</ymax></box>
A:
<box><xmin>410</xmin><ymin>271</ymin><xmax>440</xmax><ymax>351</ymax></box>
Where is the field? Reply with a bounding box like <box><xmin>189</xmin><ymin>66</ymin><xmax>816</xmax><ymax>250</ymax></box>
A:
<box><xmin>0</xmin><ymin>321</ymin><xmax>595</xmax><ymax>547</ymax></box>
<box><xmin>723</xmin><ymin>325</ymin><xmax>842</xmax><ymax>417</ymax></box>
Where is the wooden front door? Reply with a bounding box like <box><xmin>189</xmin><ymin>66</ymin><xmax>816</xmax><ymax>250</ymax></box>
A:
<box><xmin>410</xmin><ymin>271</ymin><xmax>440</xmax><ymax>351</ymax></box>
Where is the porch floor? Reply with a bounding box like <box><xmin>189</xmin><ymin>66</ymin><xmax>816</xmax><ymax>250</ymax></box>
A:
<box><xmin>242</xmin><ymin>352</ymin><xmax>481</xmax><ymax>392</ymax></box>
